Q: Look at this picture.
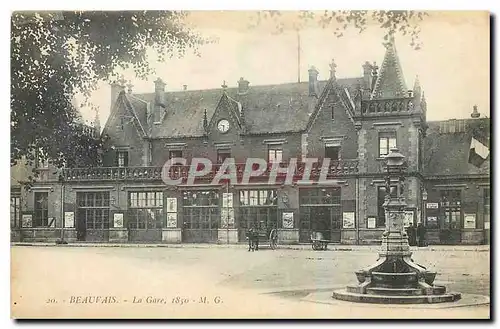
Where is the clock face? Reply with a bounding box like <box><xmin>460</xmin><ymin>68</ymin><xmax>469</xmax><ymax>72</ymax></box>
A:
<box><xmin>217</xmin><ymin>119</ymin><xmax>230</xmax><ymax>133</ymax></box>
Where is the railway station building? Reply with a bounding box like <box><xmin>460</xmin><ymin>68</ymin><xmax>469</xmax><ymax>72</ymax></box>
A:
<box><xmin>11</xmin><ymin>39</ymin><xmax>490</xmax><ymax>245</ymax></box>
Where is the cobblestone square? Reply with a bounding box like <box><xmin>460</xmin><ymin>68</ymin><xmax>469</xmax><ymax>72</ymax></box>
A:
<box><xmin>11</xmin><ymin>245</ymin><xmax>490</xmax><ymax>319</ymax></box>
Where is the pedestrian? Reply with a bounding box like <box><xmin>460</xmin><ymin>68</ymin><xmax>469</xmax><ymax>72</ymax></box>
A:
<box><xmin>409</xmin><ymin>223</ymin><xmax>418</xmax><ymax>246</ymax></box>
<box><xmin>417</xmin><ymin>222</ymin><xmax>426</xmax><ymax>247</ymax></box>
<box><xmin>247</xmin><ymin>228</ymin><xmax>255</xmax><ymax>252</ymax></box>
<box><xmin>406</xmin><ymin>223</ymin><xmax>414</xmax><ymax>246</ymax></box>
<box><xmin>254</xmin><ymin>228</ymin><xmax>260</xmax><ymax>251</ymax></box>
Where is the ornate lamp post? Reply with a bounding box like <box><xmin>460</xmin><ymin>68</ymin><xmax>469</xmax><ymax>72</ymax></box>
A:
<box><xmin>332</xmin><ymin>148</ymin><xmax>461</xmax><ymax>304</ymax></box>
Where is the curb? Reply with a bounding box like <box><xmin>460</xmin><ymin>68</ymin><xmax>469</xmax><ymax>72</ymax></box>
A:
<box><xmin>11</xmin><ymin>242</ymin><xmax>490</xmax><ymax>252</ymax></box>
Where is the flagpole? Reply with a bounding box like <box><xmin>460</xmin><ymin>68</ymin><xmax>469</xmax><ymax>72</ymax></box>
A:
<box><xmin>297</xmin><ymin>29</ymin><xmax>301</xmax><ymax>83</ymax></box>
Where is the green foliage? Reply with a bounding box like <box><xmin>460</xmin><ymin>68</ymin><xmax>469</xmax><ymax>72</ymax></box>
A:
<box><xmin>249</xmin><ymin>10</ymin><xmax>428</xmax><ymax>49</ymax></box>
<box><xmin>11</xmin><ymin>11</ymin><xmax>208</xmax><ymax>169</ymax></box>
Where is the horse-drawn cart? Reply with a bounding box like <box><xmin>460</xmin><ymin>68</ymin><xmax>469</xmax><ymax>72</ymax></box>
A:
<box><xmin>246</xmin><ymin>227</ymin><xmax>278</xmax><ymax>251</ymax></box>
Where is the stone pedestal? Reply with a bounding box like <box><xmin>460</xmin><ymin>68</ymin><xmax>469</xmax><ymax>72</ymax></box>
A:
<box><xmin>109</xmin><ymin>228</ymin><xmax>128</xmax><ymax>243</ymax></box>
<box><xmin>217</xmin><ymin>229</ymin><xmax>238</xmax><ymax>244</ymax></box>
<box><xmin>278</xmin><ymin>229</ymin><xmax>299</xmax><ymax>244</ymax></box>
<box><xmin>162</xmin><ymin>229</ymin><xmax>182</xmax><ymax>243</ymax></box>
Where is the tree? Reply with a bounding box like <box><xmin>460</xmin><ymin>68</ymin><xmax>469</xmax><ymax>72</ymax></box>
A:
<box><xmin>249</xmin><ymin>10</ymin><xmax>428</xmax><ymax>49</ymax></box>
<box><xmin>11</xmin><ymin>11</ymin><xmax>210</xmax><ymax>169</ymax></box>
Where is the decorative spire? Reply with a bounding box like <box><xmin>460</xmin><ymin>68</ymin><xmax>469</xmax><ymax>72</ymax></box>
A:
<box><xmin>221</xmin><ymin>80</ymin><xmax>227</xmax><ymax>91</ymax></box>
<box><xmin>371</xmin><ymin>61</ymin><xmax>378</xmax><ymax>92</ymax></box>
<box><xmin>421</xmin><ymin>91</ymin><xmax>427</xmax><ymax>112</ymax></box>
<box><xmin>412</xmin><ymin>75</ymin><xmax>421</xmax><ymax>99</ymax></box>
<box><xmin>203</xmin><ymin>109</ymin><xmax>208</xmax><ymax>133</ymax></box>
<box><xmin>370</xmin><ymin>36</ymin><xmax>408</xmax><ymax>99</ymax></box>
<box><xmin>329</xmin><ymin>59</ymin><xmax>337</xmax><ymax>80</ymax></box>
<box><xmin>413</xmin><ymin>75</ymin><xmax>421</xmax><ymax>92</ymax></box>
<box><xmin>240</xmin><ymin>103</ymin><xmax>246</xmax><ymax>131</ymax></box>
<box><xmin>93</xmin><ymin>107</ymin><xmax>101</xmax><ymax>136</ymax></box>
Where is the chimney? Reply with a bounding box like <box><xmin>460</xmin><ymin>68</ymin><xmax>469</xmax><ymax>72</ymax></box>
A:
<box><xmin>153</xmin><ymin>78</ymin><xmax>166</xmax><ymax>124</ymax></box>
<box><xmin>362</xmin><ymin>61</ymin><xmax>373</xmax><ymax>90</ymax></box>
<box><xmin>329</xmin><ymin>59</ymin><xmax>337</xmax><ymax>80</ymax></box>
<box><xmin>183</xmin><ymin>84</ymin><xmax>187</xmax><ymax>91</ymax></box>
<box><xmin>308</xmin><ymin>66</ymin><xmax>319</xmax><ymax>97</ymax></box>
<box><xmin>471</xmin><ymin>105</ymin><xmax>480</xmax><ymax>118</ymax></box>
<box><xmin>371</xmin><ymin>62</ymin><xmax>378</xmax><ymax>92</ymax></box>
<box><xmin>237</xmin><ymin>77</ymin><xmax>250</xmax><ymax>95</ymax></box>
<box><xmin>407</xmin><ymin>90</ymin><xmax>413</xmax><ymax>98</ymax></box>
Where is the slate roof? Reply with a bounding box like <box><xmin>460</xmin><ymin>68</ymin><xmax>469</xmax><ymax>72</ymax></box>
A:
<box><xmin>423</xmin><ymin>118</ymin><xmax>490</xmax><ymax>177</ymax></box>
<box><xmin>371</xmin><ymin>37</ymin><xmax>408</xmax><ymax>100</ymax></box>
<box><xmin>131</xmin><ymin>78</ymin><xmax>363</xmax><ymax>138</ymax></box>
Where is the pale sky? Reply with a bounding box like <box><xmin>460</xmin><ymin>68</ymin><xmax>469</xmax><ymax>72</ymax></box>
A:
<box><xmin>77</xmin><ymin>11</ymin><xmax>490</xmax><ymax>127</ymax></box>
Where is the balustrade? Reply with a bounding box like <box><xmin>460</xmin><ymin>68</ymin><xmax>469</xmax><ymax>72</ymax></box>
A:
<box><xmin>61</xmin><ymin>160</ymin><xmax>359</xmax><ymax>182</ymax></box>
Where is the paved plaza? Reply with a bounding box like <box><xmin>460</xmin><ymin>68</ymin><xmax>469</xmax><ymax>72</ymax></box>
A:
<box><xmin>11</xmin><ymin>245</ymin><xmax>490</xmax><ymax>319</ymax></box>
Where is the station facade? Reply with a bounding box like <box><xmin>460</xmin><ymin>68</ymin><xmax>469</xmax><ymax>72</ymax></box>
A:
<box><xmin>11</xmin><ymin>39</ymin><xmax>490</xmax><ymax>245</ymax></box>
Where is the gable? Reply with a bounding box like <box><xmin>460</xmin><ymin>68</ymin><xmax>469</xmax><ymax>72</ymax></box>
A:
<box><xmin>207</xmin><ymin>93</ymin><xmax>243</xmax><ymax>138</ymax></box>
<box><xmin>102</xmin><ymin>92</ymin><xmax>145</xmax><ymax>145</ymax></box>
<box><xmin>306</xmin><ymin>80</ymin><xmax>357</xmax><ymax>133</ymax></box>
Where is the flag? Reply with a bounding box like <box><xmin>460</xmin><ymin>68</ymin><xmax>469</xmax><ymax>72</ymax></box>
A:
<box><xmin>468</xmin><ymin>137</ymin><xmax>489</xmax><ymax>167</ymax></box>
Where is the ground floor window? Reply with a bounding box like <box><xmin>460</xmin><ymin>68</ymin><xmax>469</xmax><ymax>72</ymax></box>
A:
<box><xmin>34</xmin><ymin>192</ymin><xmax>49</xmax><ymax>227</ymax></box>
<box><xmin>484</xmin><ymin>188</ymin><xmax>490</xmax><ymax>227</ymax></box>
<box><xmin>299</xmin><ymin>188</ymin><xmax>342</xmax><ymax>242</ymax></box>
<box><xmin>300</xmin><ymin>206</ymin><xmax>342</xmax><ymax>231</ymax></box>
<box><xmin>182</xmin><ymin>190</ymin><xmax>220</xmax><ymax>230</ymax></box>
<box><xmin>239</xmin><ymin>207</ymin><xmax>278</xmax><ymax>232</ymax></box>
<box><xmin>183</xmin><ymin>207</ymin><xmax>219</xmax><ymax>229</ymax></box>
<box><xmin>77</xmin><ymin>192</ymin><xmax>110</xmax><ymax>229</ymax></box>
<box><xmin>10</xmin><ymin>195</ymin><xmax>20</xmax><ymax>228</ymax></box>
<box><xmin>440</xmin><ymin>190</ymin><xmax>462</xmax><ymax>229</ymax></box>
<box><xmin>128</xmin><ymin>191</ymin><xmax>163</xmax><ymax>229</ymax></box>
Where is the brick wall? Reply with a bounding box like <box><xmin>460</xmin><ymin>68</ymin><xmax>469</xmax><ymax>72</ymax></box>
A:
<box><xmin>102</xmin><ymin>96</ymin><xmax>146</xmax><ymax>167</ymax></box>
<box><xmin>306</xmin><ymin>90</ymin><xmax>358</xmax><ymax>160</ymax></box>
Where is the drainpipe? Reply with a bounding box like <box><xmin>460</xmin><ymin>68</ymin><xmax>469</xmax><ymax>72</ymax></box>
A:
<box><xmin>226</xmin><ymin>182</ymin><xmax>229</xmax><ymax>245</ymax></box>
<box><xmin>60</xmin><ymin>177</ymin><xmax>65</xmax><ymax>242</ymax></box>
<box><xmin>355</xmin><ymin>177</ymin><xmax>359</xmax><ymax>244</ymax></box>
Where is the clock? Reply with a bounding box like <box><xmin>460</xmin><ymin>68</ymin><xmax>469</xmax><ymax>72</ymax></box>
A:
<box><xmin>217</xmin><ymin>119</ymin><xmax>230</xmax><ymax>133</ymax></box>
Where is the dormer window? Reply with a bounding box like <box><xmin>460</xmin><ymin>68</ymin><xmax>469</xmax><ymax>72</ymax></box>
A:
<box><xmin>116</xmin><ymin>151</ymin><xmax>129</xmax><ymax>167</ymax></box>
<box><xmin>169</xmin><ymin>150</ymin><xmax>183</xmax><ymax>159</ymax></box>
<box><xmin>268</xmin><ymin>146</ymin><xmax>283</xmax><ymax>164</ymax></box>
<box><xmin>217</xmin><ymin>150</ymin><xmax>231</xmax><ymax>164</ymax></box>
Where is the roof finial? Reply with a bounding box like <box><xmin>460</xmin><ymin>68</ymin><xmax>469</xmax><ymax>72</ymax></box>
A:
<box><xmin>221</xmin><ymin>80</ymin><xmax>227</xmax><ymax>90</ymax></box>
<box><xmin>203</xmin><ymin>109</ymin><xmax>208</xmax><ymax>132</ymax></box>
<box><xmin>371</xmin><ymin>61</ymin><xmax>378</xmax><ymax>76</ymax></box>
<box><xmin>93</xmin><ymin>107</ymin><xmax>101</xmax><ymax>136</ymax></box>
<box><xmin>240</xmin><ymin>104</ymin><xmax>246</xmax><ymax>131</ymax></box>
<box><xmin>414</xmin><ymin>75</ymin><xmax>420</xmax><ymax>89</ymax></box>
